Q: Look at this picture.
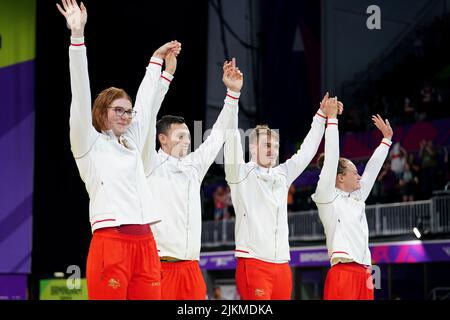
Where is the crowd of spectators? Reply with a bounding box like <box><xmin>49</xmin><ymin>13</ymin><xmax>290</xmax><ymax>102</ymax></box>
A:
<box><xmin>200</xmin><ymin>13</ymin><xmax>450</xmax><ymax>220</ymax></box>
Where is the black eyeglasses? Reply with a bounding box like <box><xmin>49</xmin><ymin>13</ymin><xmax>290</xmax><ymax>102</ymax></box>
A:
<box><xmin>108</xmin><ymin>107</ymin><xmax>137</xmax><ymax>118</ymax></box>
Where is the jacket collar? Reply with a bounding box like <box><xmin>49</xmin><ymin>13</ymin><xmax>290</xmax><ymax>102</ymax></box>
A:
<box><xmin>250</xmin><ymin>160</ymin><xmax>273</xmax><ymax>174</ymax></box>
<box><xmin>102</xmin><ymin>129</ymin><xmax>117</xmax><ymax>140</ymax></box>
<box><xmin>102</xmin><ymin>130</ymin><xmax>131</xmax><ymax>147</ymax></box>
<box><xmin>336</xmin><ymin>187</ymin><xmax>362</xmax><ymax>201</ymax></box>
<box><xmin>158</xmin><ymin>148</ymin><xmax>183</xmax><ymax>162</ymax></box>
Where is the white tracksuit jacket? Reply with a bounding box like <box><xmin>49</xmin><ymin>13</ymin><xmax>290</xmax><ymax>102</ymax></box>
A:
<box><xmin>224</xmin><ymin>109</ymin><xmax>327</xmax><ymax>263</ymax></box>
<box><xmin>143</xmin><ymin>91</ymin><xmax>240</xmax><ymax>260</ymax></box>
<box><xmin>68</xmin><ymin>37</ymin><xmax>171</xmax><ymax>232</ymax></box>
<box><xmin>311</xmin><ymin>118</ymin><xmax>392</xmax><ymax>266</ymax></box>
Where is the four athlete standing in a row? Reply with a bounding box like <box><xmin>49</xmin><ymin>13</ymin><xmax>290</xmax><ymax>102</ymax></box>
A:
<box><xmin>58</xmin><ymin>0</ymin><xmax>393</xmax><ymax>300</ymax></box>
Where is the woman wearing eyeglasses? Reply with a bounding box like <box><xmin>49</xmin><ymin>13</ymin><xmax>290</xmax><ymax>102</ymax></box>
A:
<box><xmin>57</xmin><ymin>0</ymin><xmax>181</xmax><ymax>299</ymax></box>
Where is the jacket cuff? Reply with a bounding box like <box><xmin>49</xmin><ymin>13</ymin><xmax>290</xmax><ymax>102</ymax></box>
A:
<box><xmin>315</xmin><ymin>109</ymin><xmax>327</xmax><ymax>122</ymax></box>
<box><xmin>149</xmin><ymin>56</ymin><xmax>163</xmax><ymax>68</ymax></box>
<box><xmin>381</xmin><ymin>138</ymin><xmax>392</xmax><ymax>148</ymax></box>
<box><xmin>70</xmin><ymin>36</ymin><xmax>85</xmax><ymax>47</ymax></box>
<box><xmin>225</xmin><ymin>90</ymin><xmax>240</xmax><ymax>106</ymax></box>
<box><xmin>160</xmin><ymin>71</ymin><xmax>174</xmax><ymax>84</ymax></box>
<box><xmin>326</xmin><ymin>118</ymin><xmax>338</xmax><ymax>127</ymax></box>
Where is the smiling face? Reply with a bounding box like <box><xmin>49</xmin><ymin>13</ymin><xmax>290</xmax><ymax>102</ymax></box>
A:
<box><xmin>159</xmin><ymin>123</ymin><xmax>191</xmax><ymax>158</ymax></box>
<box><xmin>249</xmin><ymin>126</ymin><xmax>280</xmax><ymax>168</ymax></box>
<box><xmin>105</xmin><ymin>98</ymin><xmax>133</xmax><ymax>136</ymax></box>
<box><xmin>336</xmin><ymin>160</ymin><xmax>362</xmax><ymax>192</ymax></box>
<box><xmin>92</xmin><ymin>87</ymin><xmax>133</xmax><ymax>136</ymax></box>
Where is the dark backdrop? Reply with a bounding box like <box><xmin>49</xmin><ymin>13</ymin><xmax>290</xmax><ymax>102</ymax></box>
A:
<box><xmin>32</xmin><ymin>0</ymin><xmax>208</xmax><ymax>298</ymax></box>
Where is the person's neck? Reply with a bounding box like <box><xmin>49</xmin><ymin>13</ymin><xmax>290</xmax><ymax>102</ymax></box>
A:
<box><xmin>336</xmin><ymin>183</ymin><xmax>354</xmax><ymax>194</ymax></box>
<box><xmin>104</xmin><ymin>128</ymin><xmax>121</xmax><ymax>140</ymax></box>
<box><xmin>161</xmin><ymin>147</ymin><xmax>182</xmax><ymax>159</ymax></box>
<box><xmin>251</xmin><ymin>158</ymin><xmax>273</xmax><ymax>169</ymax></box>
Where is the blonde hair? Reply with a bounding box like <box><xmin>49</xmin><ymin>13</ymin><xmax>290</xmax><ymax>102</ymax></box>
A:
<box><xmin>317</xmin><ymin>153</ymin><xmax>349</xmax><ymax>175</ymax></box>
<box><xmin>249</xmin><ymin>125</ymin><xmax>279</xmax><ymax>145</ymax></box>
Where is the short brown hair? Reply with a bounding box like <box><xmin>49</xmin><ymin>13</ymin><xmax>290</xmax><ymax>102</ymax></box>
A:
<box><xmin>249</xmin><ymin>125</ymin><xmax>279</xmax><ymax>145</ymax></box>
<box><xmin>317</xmin><ymin>153</ymin><xmax>348</xmax><ymax>175</ymax></box>
<box><xmin>92</xmin><ymin>87</ymin><xmax>132</xmax><ymax>132</ymax></box>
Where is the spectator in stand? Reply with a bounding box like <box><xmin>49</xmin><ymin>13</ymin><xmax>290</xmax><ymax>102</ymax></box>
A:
<box><xmin>434</xmin><ymin>145</ymin><xmax>450</xmax><ymax>190</ymax></box>
<box><xmin>390</xmin><ymin>142</ymin><xmax>407</xmax><ymax>179</ymax></box>
<box><xmin>224</xmin><ymin>185</ymin><xmax>233</xmax><ymax>220</ymax></box>
<box><xmin>419</xmin><ymin>81</ymin><xmax>437</xmax><ymax>120</ymax></box>
<box><xmin>407</xmin><ymin>153</ymin><xmax>421</xmax><ymax>170</ymax></box>
<box><xmin>403</xmin><ymin>97</ymin><xmax>416</xmax><ymax>124</ymax></box>
<box><xmin>399</xmin><ymin>163</ymin><xmax>419</xmax><ymax>202</ymax></box>
<box><xmin>210</xmin><ymin>286</ymin><xmax>225</xmax><ymax>300</ymax></box>
<box><xmin>213</xmin><ymin>185</ymin><xmax>231</xmax><ymax>221</ymax></box>
<box><xmin>379</xmin><ymin>160</ymin><xmax>398</xmax><ymax>203</ymax></box>
<box><xmin>287</xmin><ymin>184</ymin><xmax>296</xmax><ymax>213</ymax></box>
<box><xmin>419</xmin><ymin>140</ymin><xmax>438</xmax><ymax>198</ymax></box>
<box><xmin>213</xmin><ymin>185</ymin><xmax>227</xmax><ymax>221</ymax></box>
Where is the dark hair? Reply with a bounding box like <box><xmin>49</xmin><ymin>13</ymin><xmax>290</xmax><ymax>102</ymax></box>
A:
<box><xmin>156</xmin><ymin>115</ymin><xmax>186</xmax><ymax>136</ymax></box>
<box><xmin>317</xmin><ymin>153</ymin><xmax>348</xmax><ymax>175</ymax></box>
<box><xmin>92</xmin><ymin>87</ymin><xmax>132</xmax><ymax>132</ymax></box>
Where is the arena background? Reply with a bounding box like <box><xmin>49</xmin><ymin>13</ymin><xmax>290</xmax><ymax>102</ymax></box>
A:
<box><xmin>1</xmin><ymin>0</ymin><xmax>450</xmax><ymax>300</ymax></box>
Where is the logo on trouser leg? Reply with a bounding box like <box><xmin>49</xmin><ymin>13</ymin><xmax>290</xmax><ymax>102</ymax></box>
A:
<box><xmin>108</xmin><ymin>278</ymin><xmax>121</xmax><ymax>289</ymax></box>
<box><xmin>254</xmin><ymin>289</ymin><xmax>265</xmax><ymax>297</ymax></box>
<box><xmin>151</xmin><ymin>282</ymin><xmax>161</xmax><ymax>287</ymax></box>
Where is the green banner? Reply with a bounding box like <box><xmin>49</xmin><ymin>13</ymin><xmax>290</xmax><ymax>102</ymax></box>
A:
<box><xmin>0</xmin><ymin>0</ymin><xmax>36</xmax><ymax>68</ymax></box>
<box><xmin>39</xmin><ymin>279</ymin><xmax>88</xmax><ymax>300</ymax></box>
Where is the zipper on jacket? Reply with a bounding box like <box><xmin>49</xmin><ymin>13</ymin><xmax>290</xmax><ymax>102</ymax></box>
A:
<box><xmin>136</xmin><ymin>157</ymin><xmax>144</xmax><ymax>224</ymax></box>
<box><xmin>362</xmin><ymin>213</ymin><xmax>368</xmax><ymax>264</ymax></box>
<box><xmin>185</xmin><ymin>178</ymin><xmax>191</xmax><ymax>259</ymax></box>
<box><xmin>272</xmin><ymin>180</ymin><xmax>278</xmax><ymax>260</ymax></box>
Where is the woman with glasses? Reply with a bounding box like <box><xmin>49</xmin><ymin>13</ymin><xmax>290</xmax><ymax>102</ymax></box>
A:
<box><xmin>57</xmin><ymin>0</ymin><xmax>181</xmax><ymax>299</ymax></box>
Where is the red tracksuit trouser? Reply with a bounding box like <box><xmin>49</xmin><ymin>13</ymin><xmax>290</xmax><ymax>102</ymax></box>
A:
<box><xmin>235</xmin><ymin>258</ymin><xmax>292</xmax><ymax>300</ymax></box>
<box><xmin>324</xmin><ymin>262</ymin><xmax>374</xmax><ymax>300</ymax></box>
<box><xmin>160</xmin><ymin>260</ymin><xmax>207</xmax><ymax>300</ymax></box>
<box><xmin>86</xmin><ymin>228</ymin><xmax>161</xmax><ymax>300</ymax></box>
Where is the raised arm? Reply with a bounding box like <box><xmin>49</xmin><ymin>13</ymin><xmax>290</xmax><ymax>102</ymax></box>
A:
<box><xmin>281</xmin><ymin>93</ymin><xmax>343</xmax><ymax>185</ymax></box>
<box><xmin>224</xmin><ymin>101</ymin><xmax>245</xmax><ymax>183</ymax></box>
<box><xmin>224</xmin><ymin>60</ymin><xmax>245</xmax><ymax>183</ymax></box>
<box><xmin>313</xmin><ymin>97</ymin><xmax>340</xmax><ymax>203</ymax></box>
<box><xmin>129</xmin><ymin>41</ymin><xmax>181</xmax><ymax>153</ymax></box>
<box><xmin>141</xmin><ymin>46</ymin><xmax>181</xmax><ymax>174</ymax></box>
<box><xmin>190</xmin><ymin>59</ymin><xmax>243</xmax><ymax>180</ymax></box>
<box><xmin>57</xmin><ymin>0</ymin><xmax>99</xmax><ymax>158</ymax></box>
<box><xmin>360</xmin><ymin>114</ymin><xmax>393</xmax><ymax>201</ymax></box>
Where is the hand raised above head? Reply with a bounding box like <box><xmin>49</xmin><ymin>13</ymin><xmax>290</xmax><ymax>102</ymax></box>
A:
<box><xmin>320</xmin><ymin>92</ymin><xmax>344</xmax><ymax>117</ymax></box>
<box><xmin>321</xmin><ymin>95</ymin><xmax>339</xmax><ymax>118</ymax></box>
<box><xmin>372</xmin><ymin>114</ymin><xmax>393</xmax><ymax>140</ymax></box>
<box><xmin>153</xmin><ymin>40</ymin><xmax>182</xmax><ymax>60</ymax></box>
<box><xmin>164</xmin><ymin>50</ymin><xmax>178</xmax><ymax>75</ymax></box>
<box><xmin>222</xmin><ymin>58</ymin><xmax>243</xmax><ymax>93</ymax></box>
<box><xmin>56</xmin><ymin>0</ymin><xmax>87</xmax><ymax>37</ymax></box>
